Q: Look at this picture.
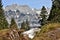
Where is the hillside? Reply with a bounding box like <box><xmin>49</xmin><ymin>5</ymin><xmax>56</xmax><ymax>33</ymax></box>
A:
<box><xmin>33</xmin><ymin>23</ymin><xmax>60</xmax><ymax>40</ymax></box>
<box><xmin>0</xmin><ymin>29</ymin><xmax>26</xmax><ymax>40</ymax></box>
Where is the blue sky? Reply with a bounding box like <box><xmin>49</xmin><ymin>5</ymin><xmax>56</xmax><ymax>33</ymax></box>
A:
<box><xmin>2</xmin><ymin>0</ymin><xmax>52</xmax><ymax>9</ymax></box>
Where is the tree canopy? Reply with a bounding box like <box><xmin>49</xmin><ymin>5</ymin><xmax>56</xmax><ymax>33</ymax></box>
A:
<box><xmin>10</xmin><ymin>18</ymin><xmax>18</xmax><ymax>29</ymax></box>
<box><xmin>0</xmin><ymin>0</ymin><xmax>8</xmax><ymax>30</ymax></box>
<box><xmin>48</xmin><ymin>0</ymin><xmax>60</xmax><ymax>22</ymax></box>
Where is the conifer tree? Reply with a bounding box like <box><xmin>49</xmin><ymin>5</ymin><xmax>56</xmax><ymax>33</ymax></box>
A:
<box><xmin>21</xmin><ymin>21</ymin><xmax>26</xmax><ymax>30</ymax></box>
<box><xmin>48</xmin><ymin>0</ymin><xmax>60</xmax><ymax>22</ymax></box>
<box><xmin>0</xmin><ymin>0</ymin><xmax>8</xmax><ymax>30</ymax></box>
<box><xmin>40</xmin><ymin>6</ymin><xmax>48</xmax><ymax>25</ymax></box>
<box><xmin>26</xmin><ymin>19</ymin><xmax>30</xmax><ymax>30</ymax></box>
<box><xmin>10</xmin><ymin>18</ymin><xmax>18</xmax><ymax>29</ymax></box>
<box><xmin>21</xmin><ymin>20</ymin><xmax>30</xmax><ymax>30</ymax></box>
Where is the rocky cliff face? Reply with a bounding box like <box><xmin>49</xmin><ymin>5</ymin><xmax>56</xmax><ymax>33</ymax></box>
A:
<box><xmin>5</xmin><ymin>4</ymin><xmax>36</xmax><ymax>14</ymax></box>
<box><xmin>4</xmin><ymin>4</ymin><xmax>41</xmax><ymax>28</ymax></box>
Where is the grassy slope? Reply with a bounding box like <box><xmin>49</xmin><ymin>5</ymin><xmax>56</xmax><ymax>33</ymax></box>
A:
<box><xmin>0</xmin><ymin>29</ymin><xmax>9</xmax><ymax>36</ymax></box>
<box><xmin>0</xmin><ymin>29</ymin><xmax>25</xmax><ymax>40</ymax></box>
<box><xmin>0</xmin><ymin>29</ymin><xmax>9</xmax><ymax>40</ymax></box>
<box><xmin>33</xmin><ymin>23</ymin><xmax>60</xmax><ymax>40</ymax></box>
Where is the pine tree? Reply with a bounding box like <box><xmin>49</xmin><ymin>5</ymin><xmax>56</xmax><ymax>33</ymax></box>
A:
<box><xmin>21</xmin><ymin>20</ymin><xmax>30</xmax><ymax>30</ymax></box>
<box><xmin>40</xmin><ymin>6</ymin><xmax>48</xmax><ymax>25</ymax></box>
<box><xmin>0</xmin><ymin>0</ymin><xmax>8</xmax><ymax>30</ymax></box>
<box><xmin>21</xmin><ymin>21</ymin><xmax>26</xmax><ymax>30</ymax></box>
<box><xmin>10</xmin><ymin>18</ymin><xmax>18</xmax><ymax>29</ymax></box>
<box><xmin>48</xmin><ymin>0</ymin><xmax>60</xmax><ymax>22</ymax></box>
<box><xmin>26</xmin><ymin>19</ymin><xmax>30</xmax><ymax>30</ymax></box>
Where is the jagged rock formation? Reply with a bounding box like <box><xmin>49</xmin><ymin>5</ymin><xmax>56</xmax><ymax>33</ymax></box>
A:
<box><xmin>4</xmin><ymin>4</ymin><xmax>41</xmax><ymax>28</ymax></box>
<box><xmin>4</xmin><ymin>4</ymin><xmax>50</xmax><ymax>28</ymax></box>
